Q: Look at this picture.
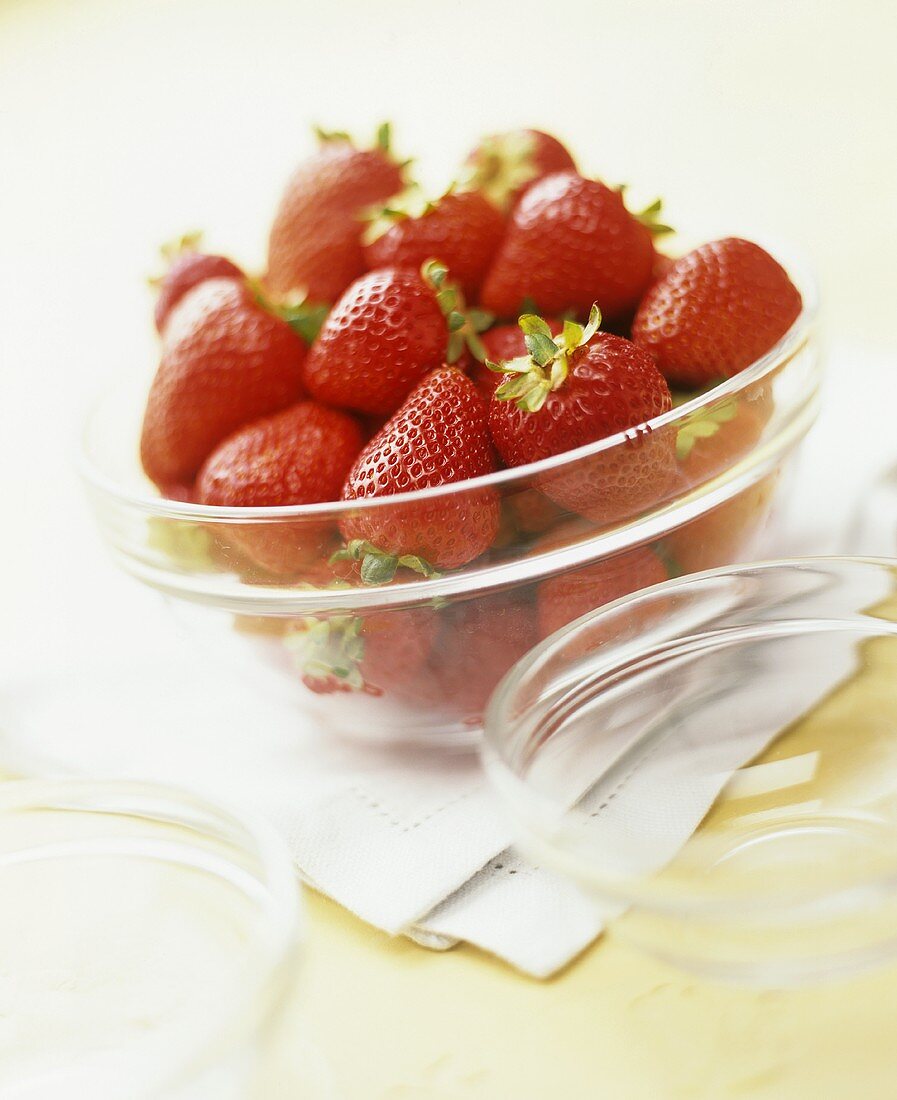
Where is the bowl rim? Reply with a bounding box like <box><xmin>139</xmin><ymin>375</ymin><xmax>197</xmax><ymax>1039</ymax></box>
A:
<box><xmin>79</xmin><ymin>244</ymin><xmax>819</xmax><ymax>523</ymax></box>
<box><xmin>482</xmin><ymin>555</ymin><xmax>897</xmax><ymax>917</ymax></box>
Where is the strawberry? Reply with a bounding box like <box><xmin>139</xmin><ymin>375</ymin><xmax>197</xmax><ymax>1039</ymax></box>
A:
<box><xmin>427</xmin><ymin>593</ymin><xmax>539</xmax><ymax>722</ymax></box>
<box><xmin>195</xmin><ymin>401</ymin><xmax>364</xmax><ymax>575</ymax></box>
<box><xmin>481</xmin><ymin>172</ymin><xmax>667</xmax><ymax>321</ymax></box>
<box><xmin>488</xmin><ymin>308</ymin><xmax>676</xmax><ymax>523</ymax></box>
<box><xmin>265</xmin><ymin>124</ymin><xmax>406</xmax><ymax>302</ymax></box>
<box><xmin>152</xmin><ymin>233</ymin><xmax>244</xmax><ymax>333</ymax></box>
<box><xmin>340</xmin><ymin>367</ymin><xmax>500</xmax><ymax>574</ymax></box>
<box><xmin>663</xmin><ymin>473</ymin><xmax>779</xmax><ymax>576</ymax></box>
<box><xmin>284</xmin><ymin>608</ymin><xmax>438</xmax><ymax>697</ymax></box>
<box><xmin>632</xmin><ymin>238</ymin><xmax>802</xmax><ymax>387</ymax></box>
<box><xmin>471</xmin><ymin>318</ymin><xmax>563</xmax><ymax>399</ymax></box>
<box><xmin>140</xmin><ymin>278</ymin><xmax>308</xmax><ymax>493</ymax></box>
<box><xmin>462</xmin><ymin>129</ymin><xmax>576</xmax><ymax>211</ymax></box>
<box><xmin>303</xmin><ymin>261</ymin><xmax>487</xmax><ymax>416</ymax></box>
<box><xmin>503</xmin><ymin>489</ymin><xmax>567</xmax><ymax>538</ymax></box>
<box><xmin>537</xmin><ymin>546</ymin><xmax>668</xmax><ymax>639</ymax></box>
<box><xmin>363</xmin><ymin>188</ymin><xmax>506</xmax><ymax>299</ymax></box>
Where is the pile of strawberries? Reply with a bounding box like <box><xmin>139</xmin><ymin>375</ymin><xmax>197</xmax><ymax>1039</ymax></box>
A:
<box><xmin>140</xmin><ymin>123</ymin><xmax>802</xmax><ymax>602</ymax></box>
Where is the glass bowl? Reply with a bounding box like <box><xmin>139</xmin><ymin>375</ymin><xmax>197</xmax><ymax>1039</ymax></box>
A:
<box><xmin>81</xmin><ymin>253</ymin><xmax>820</xmax><ymax>746</ymax></box>
<box><xmin>483</xmin><ymin>557</ymin><xmax>897</xmax><ymax>985</ymax></box>
<box><xmin>0</xmin><ymin>778</ymin><xmax>302</xmax><ymax>1098</ymax></box>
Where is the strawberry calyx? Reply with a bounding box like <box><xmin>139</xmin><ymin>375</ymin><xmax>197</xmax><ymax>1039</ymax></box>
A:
<box><xmin>250</xmin><ymin>281</ymin><xmax>330</xmax><ymax>345</ymax></box>
<box><xmin>314</xmin><ymin>120</ymin><xmax>391</xmax><ymax>151</ymax></box>
<box><xmin>616</xmin><ymin>185</ymin><xmax>674</xmax><ymax>238</ymax></box>
<box><xmin>675</xmin><ymin>398</ymin><xmax>740</xmax><ymax>460</ymax></box>
<box><xmin>421</xmin><ymin>260</ymin><xmax>492</xmax><ymax>363</ymax></box>
<box><xmin>284</xmin><ymin>615</ymin><xmax>366</xmax><ymax>693</ymax></box>
<box><xmin>653</xmin><ymin>541</ymin><xmax>684</xmax><ymax>579</ymax></box>
<box><xmin>147</xmin><ymin>230</ymin><xmax>204</xmax><ymax>286</ymax></box>
<box><xmin>360</xmin><ymin>183</ymin><xmax>442</xmax><ymax>245</ymax></box>
<box><xmin>313</xmin><ymin>121</ymin><xmax>411</xmax><ymax>171</ymax></box>
<box><xmin>146</xmin><ymin>517</ymin><xmax>216</xmax><ymax>570</ymax></box>
<box><xmin>632</xmin><ymin>196</ymin><xmax>675</xmax><ymax>238</ymax></box>
<box><xmin>331</xmin><ymin>539</ymin><xmax>440</xmax><ymax>586</ymax></box>
<box><xmin>160</xmin><ymin>229</ymin><xmax>204</xmax><ymax>262</ymax></box>
<box><xmin>461</xmin><ymin>131</ymin><xmax>539</xmax><ymax>210</ymax></box>
<box><xmin>269</xmin><ymin>295</ymin><xmax>330</xmax><ymax>345</ymax></box>
<box><xmin>488</xmin><ymin>304</ymin><xmax>603</xmax><ymax>412</ymax></box>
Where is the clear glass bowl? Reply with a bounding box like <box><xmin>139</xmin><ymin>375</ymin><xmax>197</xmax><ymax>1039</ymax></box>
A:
<box><xmin>0</xmin><ymin>779</ymin><xmax>302</xmax><ymax>1098</ymax></box>
<box><xmin>483</xmin><ymin>557</ymin><xmax>897</xmax><ymax>985</ymax></box>
<box><xmin>81</xmin><ymin>254</ymin><xmax>820</xmax><ymax>746</ymax></box>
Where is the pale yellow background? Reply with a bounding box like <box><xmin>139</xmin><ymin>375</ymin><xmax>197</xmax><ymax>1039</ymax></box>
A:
<box><xmin>3</xmin><ymin>0</ymin><xmax>897</xmax><ymax>1096</ymax></box>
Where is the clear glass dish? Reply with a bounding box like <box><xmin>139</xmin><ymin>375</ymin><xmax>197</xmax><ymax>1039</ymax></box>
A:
<box><xmin>0</xmin><ymin>779</ymin><xmax>302</xmax><ymax>1098</ymax></box>
<box><xmin>844</xmin><ymin>460</ymin><xmax>897</xmax><ymax>556</ymax></box>
<box><xmin>81</xmin><ymin>251</ymin><xmax>820</xmax><ymax>746</ymax></box>
<box><xmin>483</xmin><ymin>557</ymin><xmax>897</xmax><ymax>985</ymax></box>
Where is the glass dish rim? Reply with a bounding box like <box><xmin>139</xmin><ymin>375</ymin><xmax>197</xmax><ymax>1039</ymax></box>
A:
<box><xmin>0</xmin><ymin>776</ymin><xmax>302</xmax><ymax>1096</ymax></box>
<box><xmin>482</xmin><ymin>555</ymin><xmax>897</xmax><ymax>918</ymax></box>
<box><xmin>79</xmin><ymin>248</ymin><xmax>818</xmax><ymax>523</ymax></box>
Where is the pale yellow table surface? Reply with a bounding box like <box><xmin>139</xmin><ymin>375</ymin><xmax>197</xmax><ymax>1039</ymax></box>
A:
<box><xmin>3</xmin><ymin>0</ymin><xmax>897</xmax><ymax>1096</ymax></box>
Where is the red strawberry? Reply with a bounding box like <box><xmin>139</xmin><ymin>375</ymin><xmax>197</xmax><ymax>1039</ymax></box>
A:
<box><xmin>285</xmin><ymin>608</ymin><xmax>438</xmax><ymax>696</ymax></box>
<box><xmin>340</xmin><ymin>367</ymin><xmax>500</xmax><ymax>573</ymax></box>
<box><xmin>664</xmin><ymin>474</ymin><xmax>779</xmax><ymax>576</ymax></box>
<box><xmin>481</xmin><ymin>172</ymin><xmax>667</xmax><ymax>321</ymax></box>
<box><xmin>140</xmin><ymin>278</ymin><xmax>307</xmax><ymax>492</ymax></box>
<box><xmin>488</xmin><ymin>308</ymin><xmax>676</xmax><ymax>523</ymax></box>
<box><xmin>303</xmin><ymin>262</ymin><xmax>486</xmax><ymax>416</ymax></box>
<box><xmin>471</xmin><ymin>318</ymin><xmax>564</xmax><ymax>399</ymax></box>
<box><xmin>265</xmin><ymin>124</ymin><xmax>406</xmax><ymax>302</ymax></box>
<box><xmin>537</xmin><ymin>546</ymin><xmax>668</xmax><ymax>639</ymax></box>
<box><xmin>463</xmin><ymin>129</ymin><xmax>576</xmax><ymax>210</ymax></box>
<box><xmin>195</xmin><ymin>401</ymin><xmax>364</xmax><ymax>575</ymax></box>
<box><xmin>152</xmin><ymin>234</ymin><xmax>244</xmax><ymax>333</ymax></box>
<box><xmin>428</xmin><ymin>593</ymin><xmax>539</xmax><ymax>722</ymax></box>
<box><xmin>363</xmin><ymin>188</ymin><xmax>506</xmax><ymax>299</ymax></box>
<box><xmin>503</xmin><ymin>490</ymin><xmax>567</xmax><ymax>537</ymax></box>
<box><xmin>632</xmin><ymin>238</ymin><xmax>802</xmax><ymax>388</ymax></box>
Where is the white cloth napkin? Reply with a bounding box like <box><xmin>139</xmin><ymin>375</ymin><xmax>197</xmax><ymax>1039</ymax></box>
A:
<box><xmin>2</xmin><ymin>344</ymin><xmax>895</xmax><ymax>977</ymax></box>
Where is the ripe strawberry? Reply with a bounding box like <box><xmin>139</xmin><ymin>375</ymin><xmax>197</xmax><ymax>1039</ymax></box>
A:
<box><xmin>632</xmin><ymin>238</ymin><xmax>802</xmax><ymax>388</ymax></box>
<box><xmin>340</xmin><ymin>367</ymin><xmax>500</xmax><ymax>573</ymax></box>
<box><xmin>503</xmin><ymin>489</ymin><xmax>567</xmax><ymax>538</ymax></box>
<box><xmin>463</xmin><ymin>129</ymin><xmax>576</xmax><ymax>210</ymax></box>
<box><xmin>195</xmin><ymin>401</ymin><xmax>364</xmax><ymax>575</ymax></box>
<box><xmin>488</xmin><ymin>308</ymin><xmax>676</xmax><ymax>523</ymax></box>
<box><xmin>471</xmin><ymin>318</ymin><xmax>563</xmax><ymax>399</ymax></box>
<box><xmin>663</xmin><ymin>473</ymin><xmax>779</xmax><ymax>576</ymax></box>
<box><xmin>265</xmin><ymin>124</ymin><xmax>406</xmax><ymax>302</ymax></box>
<box><xmin>152</xmin><ymin>233</ymin><xmax>244</xmax><ymax>333</ymax></box>
<box><xmin>363</xmin><ymin>188</ymin><xmax>505</xmax><ymax>299</ymax></box>
<box><xmin>285</xmin><ymin>608</ymin><xmax>438</xmax><ymax>696</ymax></box>
<box><xmin>481</xmin><ymin>172</ymin><xmax>667</xmax><ymax>321</ymax></box>
<box><xmin>140</xmin><ymin>278</ymin><xmax>308</xmax><ymax>492</ymax></box>
<box><xmin>303</xmin><ymin>262</ymin><xmax>487</xmax><ymax>416</ymax></box>
<box><xmin>427</xmin><ymin>593</ymin><xmax>539</xmax><ymax>722</ymax></box>
<box><xmin>537</xmin><ymin>546</ymin><xmax>668</xmax><ymax>639</ymax></box>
